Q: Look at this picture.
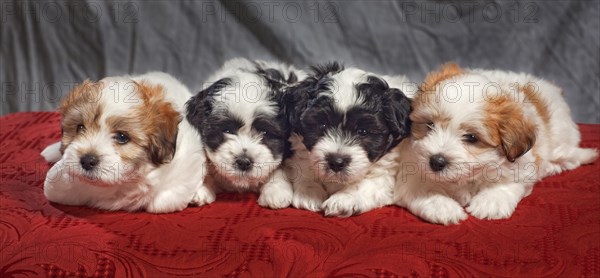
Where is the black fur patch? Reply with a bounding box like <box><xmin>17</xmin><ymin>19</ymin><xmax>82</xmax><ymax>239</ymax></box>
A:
<box><xmin>186</xmin><ymin>65</ymin><xmax>299</xmax><ymax>159</ymax></box>
<box><xmin>185</xmin><ymin>78</ymin><xmax>239</xmax><ymax>151</ymax></box>
<box><xmin>310</xmin><ymin>62</ymin><xmax>344</xmax><ymax>79</ymax></box>
<box><xmin>252</xmin><ymin>63</ymin><xmax>306</xmax><ymax>159</ymax></box>
<box><xmin>252</xmin><ymin>116</ymin><xmax>286</xmax><ymax>159</ymax></box>
<box><xmin>283</xmin><ymin>67</ymin><xmax>412</xmax><ymax>162</ymax></box>
<box><xmin>298</xmin><ymin>95</ymin><xmax>343</xmax><ymax>150</ymax></box>
<box><xmin>282</xmin><ymin>62</ymin><xmax>344</xmax><ymax>132</ymax></box>
<box><xmin>186</xmin><ymin>78</ymin><xmax>232</xmax><ymax>125</ymax></box>
<box><xmin>201</xmin><ymin>111</ymin><xmax>244</xmax><ymax>151</ymax></box>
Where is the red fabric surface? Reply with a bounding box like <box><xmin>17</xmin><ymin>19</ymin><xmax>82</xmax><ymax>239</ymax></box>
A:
<box><xmin>1</xmin><ymin>112</ymin><xmax>599</xmax><ymax>277</ymax></box>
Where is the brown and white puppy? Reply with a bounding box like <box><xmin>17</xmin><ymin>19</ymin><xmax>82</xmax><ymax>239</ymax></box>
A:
<box><xmin>42</xmin><ymin>72</ymin><xmax>213</xmax><ymax>213</ymax></box>
<box><xmin>394</xmin><ymin>63</ymin><xmax>598</xmax><ymax>225</ymax></box>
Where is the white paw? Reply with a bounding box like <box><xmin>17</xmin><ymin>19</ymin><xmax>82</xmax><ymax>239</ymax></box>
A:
<box><xmin>147</xmin><ymin>191</ymin><xmax>189</xmax><ymax>213</ymax></box>
<box><xmin>412</xmin><ymin>195</ymin><xmax>467</xmax><ymax>225</ymax></box>
<box><xmin>292</xmin><ymin>186</ymin><xmax>328</xmax><ymax>212</ymax></box>
<box><xmin>258</xmin><ymin>184</ymin><xmax>293</xmax><ymax>209</ymax></box>
<box><xmin>189</xmin><ymin>186</ymin><xmax>216</xmax><ymax>207</ymax></box>
<box><xmin>466</xmin><ymin>191</ymin><xmax>517</xmax><ymax>220</ymax></box>
<box><xmin>321</xmin><ymin>193</ymin><xmax>361</xmax><ymax>217</ymax></box>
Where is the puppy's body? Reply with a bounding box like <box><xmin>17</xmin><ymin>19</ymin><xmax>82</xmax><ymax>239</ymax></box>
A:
<box><xmin>186</xmin><ymin>58</ymin><xmax>304</xmax><ymax>209</ymax></box>
<box><xmin>43</xmin><ymin>72</ymin><xmax>213</xmax><ymax>213</ymax></box>
<box><xmin>286</xmin><ymin>63</ymin><xmax>413</xmax><ymax>217</ymax></box>
<box><xmin>395</xmin><ymin>64</ymin><xmax>598</xmax><ymax>225</ymax></box>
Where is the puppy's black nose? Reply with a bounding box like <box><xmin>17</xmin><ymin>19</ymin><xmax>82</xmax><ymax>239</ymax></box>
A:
<box><xmin>326</xmin><ymin>154</ymin><xmax>351</xmax><ymax>173</ymax></box>
<box><xmin>80</xmin><ymin>154</ymin><xmax>99</xmax><ymax>171</ymax></box>
<box><xmin>235</xmin><ymin>156</ymin><xmax>253</xmax><ymax>171</ymax></box>
<box><xmin>429</xmin><ymin>154</ymin><xmax>447</xmax><ymax>172</ymax></box>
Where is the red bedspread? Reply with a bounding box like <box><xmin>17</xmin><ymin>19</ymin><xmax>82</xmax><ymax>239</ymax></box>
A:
<box><xmin>1</xmin><ymin>112</ymin><xmax>599</xmax><ymax>277</ymax></box>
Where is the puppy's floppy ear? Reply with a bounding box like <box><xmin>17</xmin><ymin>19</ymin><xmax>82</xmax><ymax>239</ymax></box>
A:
<box><xmin>383</xmin><ymin>88</ymin><xmax>412</xmax><ymax>149</ymax></box>
<box><xmin>148</xmin><ymin>120</ymin><xmax>180</xmax><ymax>166</ymax></box>
<box><xmin>137</xmin><ymin>83</ymin><xmax>182</xmax><ymax>165</ymax></box>
<box><xmin>185</xmin><ymin>78</ymin><xmax>231</xmax><ymax>130</ymax></box>
<box><xmin>486</xmin><ymin>96</ymin><xmax>536</xmax><ymax>162</ymax></box>
<box><xmin>499</xmin><ymin>116</ymin><xmax>536</xmax><ymax>163</ymax></box>
<box><xmin>282</xmin><ymin>80</ymin><xmax>311</xmax><ymax>130</ymax></box>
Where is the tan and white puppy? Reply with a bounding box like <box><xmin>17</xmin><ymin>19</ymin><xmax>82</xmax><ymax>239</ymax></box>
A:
<box><xmin>395</xmin><ymin>63</ymin><xmax>598</xmax><ymax>225</ymax></box>
<box><xmin>42</xmin><ymin>72</ymin><xmax>214</xmax><ymax>213</ymax></box>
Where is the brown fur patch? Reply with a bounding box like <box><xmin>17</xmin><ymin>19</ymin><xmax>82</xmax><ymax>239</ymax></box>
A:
<box><xmin>411</xmin><ymin>63</ymin><xmax>464</xmax><ymax>129</ymax></box>
<box><xmin>409</xmin><ymin>106</ymin><xmax>452</xmax><ymax>139</ymax></box>
<box><xmin>411</xmin><ymin>123</ymin><xmax>430</xmax><ymax>140</ymax></box>
<box><xmin>135</xmin><ymin>82</ymin><xmax>182</xmax><ymax>165</ymax></box>
<box><xmin>417</xmin><ymin>63</ymin><xmax>464</xmax><ymax>94</ymax></box>
<box><xmin>484</xmin><ymin>95</ymin><xmax>537</xmax><ymax>162</ymax></box>
<box><xmin>459</xmin><ymin>123</ymin><xmax>497</xmax><ymax>149</ymax></box>
<box><xmin>520</xmin><ymin>83</ymin><xmax>550</xmax><ymax>165</ymax></box>
<box><xmin>59</xmin><ymin>80</ymin><xmax>104</xmax><ymax>153</ymax></box>
<box><xmin>521</xmin><ymin>84</ymin><xmax>550</xmax><ymax>126</ymax></box>
<box><xmin>105</xmin><ymin>114</ymin><xmax>148</xmax><ymax>168</ymax></box>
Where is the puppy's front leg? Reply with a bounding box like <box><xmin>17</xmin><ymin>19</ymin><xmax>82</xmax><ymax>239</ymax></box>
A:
<box><xmin>407</xmin><ymin>194</ymin><xmax>468</xmax><ymax>225</ymax></box>
<box><xmin>322</xmin><ymin>175</ymin><xmax>394</xmax><ymax>217</ymax></box>
<box><xmin>466</xmin><ymin>182</ymin><xmax>528</xmax><ymax>220</ymax></box>
<box><xmin>290</xmin><ymin>159</ymin><xmax>328</xmax><ymax>212</ymax></box>
<box><xmin>44</xmin><ymin>160</ymin><xmax>89</xmax><ymax>206</ymax></box>
<box><xmin>291</xmin><ymin>180</ymin><xmax>328</xmax><ymax>212</ymax></box>
<box><xmin>258</xmin><ymin>167</ymin><xmax>293</xmax><ymax>209</ymax></box>
<box><xmin>395</xmin><ymin>176</ymin><xmax>467</xmax><ymax>225</ymax></box>
<box><xmin>190</xmin><ymin>182</ymin><xmax>217</xmax><ymax>207</ymax></box>
<box><xmin>153</xmin><ymin>177</ymin><xmax>216</xmax><ymax>213</ymax></box>
<box><xmin>190</xmin><ymin>164</ymin><xmax>216</xmax><ymax>207</ymax></box>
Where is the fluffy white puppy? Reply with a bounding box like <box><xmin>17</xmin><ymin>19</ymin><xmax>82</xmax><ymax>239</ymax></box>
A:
<box><xmin>42</xmin><ymin>72</ymin><xmax>214</xmax><ymax>213</ymax></box>
<box><xmin>285</xmin><ymin>62</ymin><xmax>415</xmax><ymax>217</ymax></box>
<box><xmin>395</xmin><ymin>63</ymin><xmax>598</xmax><ymax>225</ymax></box>
<box><xmin>186</xmin><ymin>58</ymin><xmax>305</xmax><ymax>209</ymax></box>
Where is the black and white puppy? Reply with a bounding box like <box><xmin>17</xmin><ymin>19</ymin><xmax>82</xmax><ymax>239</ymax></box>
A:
<box><xmin>285</xmin><ymin>63</ymin><xmax>414</xmax><ymax>217</ymax></box>
<box><xmin>186</xmin><ymin>58</ymin><xmax>305</xmax><ymax>209</ymax></box>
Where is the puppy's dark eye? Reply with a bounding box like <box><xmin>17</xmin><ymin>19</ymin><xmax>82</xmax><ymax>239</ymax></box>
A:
<box><xmin>426</xmin><ymin>122</ymin><xmax>434</xmax><ymax>130</ymax></box>
<box><xmin>223</xmin><ymin>128</ymin><xmax>232</xmax><ymax>134</ymax></box>
<box><xmin>357</xmin><ymin>128</ymin><xmax>368</xmax><ymax>136</ymax></box>
<box><xmin>319</xmin><ymin>122</ymin><xmax>327</xmax><ymax>130</ymax></box>
<box><xmin>77</xmin><ymin>124</ymin><xmax>85</xmax><ymax>133</ymax></box>
<box><xmin>463</xmin><ymin>134</ymin><xmax>478</xmax><ymax>144</ymax></box>
<box><xmin>114</xmin><ymin>132</ymin><xmax>130</xmax><ymax>144</ymax></box>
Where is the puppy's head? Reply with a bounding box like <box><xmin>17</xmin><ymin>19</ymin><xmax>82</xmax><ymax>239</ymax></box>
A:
<box><xmin>287</xmin><ymin>63</ymin><xmax>412</xmax><ymax>184</ymax></box>
<box><xmin>410</xmin><ymin>63</ymin><xmax>536</xmax><ymax>182</ymax></box>
<box><xmin>186</xmin><ymin>66</ymin><xmax>296</xmax><ymax>188</ymax></box>
<box><xmin>59</xmin><ymin>78</ymin><xmax>181</xmax><ymax>186</ymax></box>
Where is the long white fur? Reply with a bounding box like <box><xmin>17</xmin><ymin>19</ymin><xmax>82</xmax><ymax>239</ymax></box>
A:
<box><xmin>289</xmin><ymin>68</ymin><xmax>413</xmax><ymax>217</ymax></box>
<box><xmin>199</xmin><ymin>58</ymin><xmax>306</xmax><ymax>209</ymax></box>
<box><xmin>42</xmin><ymin>72</ymin><xmax>212</xmax><ymax>213</ymax></box>
<box><xmin>394</xmin><ymin>68</ymin><xmax>598</xmax><ymax>225</ymax></box>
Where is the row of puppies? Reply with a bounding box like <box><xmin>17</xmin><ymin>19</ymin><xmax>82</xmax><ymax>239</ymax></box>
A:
<box><xmin>185</xmin><ymin>59</ymin><xmax>414</xmax><ymax>217</ymax></box>
<box><xmin>42</xmin><ymin>59</ymin><xmax>597</xmax><ymax>224</ymax></box>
